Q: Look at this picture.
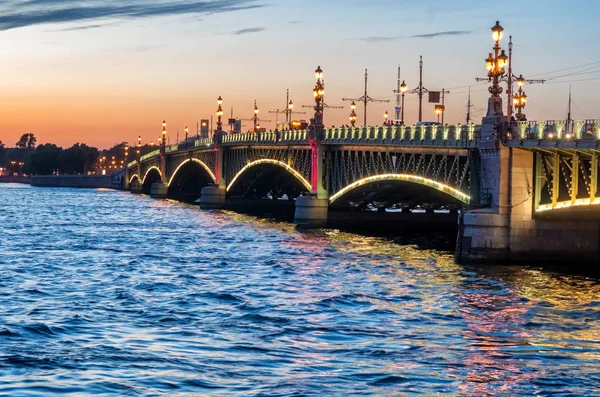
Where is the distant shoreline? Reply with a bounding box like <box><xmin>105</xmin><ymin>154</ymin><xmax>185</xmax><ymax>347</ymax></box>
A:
<box><xmin>0</xmin><ymin>176</ymin><xmax>31</xmax><ymax>184</ymax></box>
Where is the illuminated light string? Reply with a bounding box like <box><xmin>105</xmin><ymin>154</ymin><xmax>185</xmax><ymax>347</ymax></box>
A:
<box><xmin>536</xmin><ymin>198</ymin><xmax>600</xmax><ymax>212</ymax></box>
<box><xmin>167</xmin><ymin>159</ymin><xmax>216</xmax><ymax>187</ymax></box>
<box><xmin>226</xmin><ymin>159</ymin><xmax>312</xmax><ymax>192</ymax></box>
<box><xmin>129</xmin><ymin>174</ymin><xmax>140</xmax><ymax>184</ymax></box>
<box><xmin>141</xmin><ymin>166</ymin><xmax>162</xmax><ymax>184</ymax></box>
<box><xmin>329</xmin><ymin>173</ymin><xmax>471</xmax><ymax>204</ymax></box>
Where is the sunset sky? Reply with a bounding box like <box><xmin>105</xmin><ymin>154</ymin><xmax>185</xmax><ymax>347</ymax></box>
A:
<box><xmin>1</xmin><ymin>0</ymin><xmax>599</xmax><ymax>148</ymax></box>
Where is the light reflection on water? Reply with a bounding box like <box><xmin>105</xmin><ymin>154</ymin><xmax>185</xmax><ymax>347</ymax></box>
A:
<box><xmin>0</xmin><ymin>183</ymin><xmax>598</xmax><ymax>396</ymax></box>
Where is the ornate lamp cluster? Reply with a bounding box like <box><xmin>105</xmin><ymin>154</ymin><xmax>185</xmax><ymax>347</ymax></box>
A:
<box><xmin>161</xmin><ymin>120</ymin><xmax>167</xmax><ymax>149</ymax></box>
<box><xmin>485</xmin><ymin>21</ymin><xmax>508</xmax><ymax>98</ymax></box>
<box><xmin>216</xmin><ymin>96</ymin><xmax>224</xmax><ymax>132</ymax></box>
<box><xmin>513</xmin><ymin>74</ymin><xmax>528</xmax><ymax>120</ymax></box>
<box><xmin>312</xmin><ymin>66</ymin><xmax>324</xmax><ymax>128</ymax></box>
<box><xmin>253</xmin><ymin>100</ymin><xmax>260</xmax><ymax>131</ymax></box>
<box><xmin>349</xmin><ymin>101</ymin><xmax>357</xmax><ymax>126</ymax></box>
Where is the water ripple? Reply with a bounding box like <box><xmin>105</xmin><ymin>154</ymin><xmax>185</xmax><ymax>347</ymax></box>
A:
<box><xmin>0</xmin><ymin>183</ymin><xmax>599</xmax><ymax>396</ymax></box>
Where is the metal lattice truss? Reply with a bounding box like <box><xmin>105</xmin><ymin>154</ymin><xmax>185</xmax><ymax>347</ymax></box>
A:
<box><xmin>224</xmin><ymin>147</ymin><xmax>312</xmax><ymax>186</ymax></box>
<box><xmin>535</xmin><ymin>150</ymin><xmax>599</xmax><ymax>212</ymax></box>
<box><xmin>326</xmin><ymin>148</ymin><xmax>471</xmax><ymax>197</ymax></box>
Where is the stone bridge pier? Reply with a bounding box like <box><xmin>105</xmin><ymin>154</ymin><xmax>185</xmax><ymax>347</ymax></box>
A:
<box><xmin>457</xmin><ymin>115</ymin><xmax>600</xmax><ymax>263</ymax></box>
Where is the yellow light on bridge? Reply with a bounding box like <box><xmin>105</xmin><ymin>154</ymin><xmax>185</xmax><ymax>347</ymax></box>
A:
<box><xmin>329</xmin><ymin>174</ymin><xmax>471</xmax><ymax>204</ymax></box>
<box><xmin>226</xmin><ymin>159</ymin><xmax>311</xmax><ymax>192</ymax></box>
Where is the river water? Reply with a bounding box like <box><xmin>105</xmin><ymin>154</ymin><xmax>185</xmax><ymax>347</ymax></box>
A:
<box><xmin>0</xmin><ymin>183</ymin><xmax>599</xmax><ymax>396</ymax></box>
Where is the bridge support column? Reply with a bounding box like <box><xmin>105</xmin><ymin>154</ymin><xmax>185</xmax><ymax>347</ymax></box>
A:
<box><xmin>130</xmin><ymin>179</ymin><xmax>142</xmax><ymax>194</ymax></box>
<box><xmin>294</xmin><ymin>195</ymin><xmax>328</xmax><ymax>228</ymax></box>
<box><xmin>150</xmin><ymin>182</ymin><xmax>168</xmax><ymax>199</ymax></box>
<box><xmin>200</xmin><ymin>146</ymin><xmax>226</xmax><ymax>209</ymax></box>
<box><xmin>295</xmin><ymin>142</ymin><xmax>328</xmax><ymax>228</ymax></box>
<box><xmin>123</xmin><ymin>167</ymin><xmax>130</xmax><ymax>191</ymax></box>
<box><xmin>199</xmin><ymin>185</ymin><xmax>226</xmax><ymax>209</ymax></box>
<box><xmin>458</xmin><ymin>114</ymin><xmax>512</xmax><ymax>261</ymax></box>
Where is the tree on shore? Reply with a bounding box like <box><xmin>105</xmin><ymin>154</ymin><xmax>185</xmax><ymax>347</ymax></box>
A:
<box><xmin>15</xmin><ymin>133</ymin><xmax>37</xmax><ymax>150</ymax></box>
<box><xmin>28</xmin><ymin>144</ymin><xmax>63</xmax><ymax>175</ymax></box>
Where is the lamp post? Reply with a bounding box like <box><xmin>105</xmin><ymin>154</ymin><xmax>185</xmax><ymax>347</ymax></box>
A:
<box><xmin>216</xmin><ymin>96</ymin><xmax>223</xmax><ymax>133</ymax></box>
<box><xmin>400</xmin><ymin>80</ymin><xmax>407</xmax><ymax>125</ymax></box>
<box><xmin>384</xmin><ymin>111</ymin><xmax>389</xmax><ymax>126</ymax></box>
<box><xmin>253</xmin><ymin>100</ymin><xmax>259</xmax><ymax>132</ymax></box>
<box><xmin>288</xmin><ymin>100</ymin><xmax>294</xmax><ymax>130</ymax></box>
<box><xmin>184</xmin><ymin>126</ymin><xmax>189</xmax><ymax>149</ymax></box>
<box><xmin>161</xmin><ymin>120</ymin><xmax>167</xmax><ymax>151</ymax></box>
<box><xmin>349</xmin><ymin>101</ymin><xmax>357</xmax><ymax>127</ymax></box>
<box><xmin>309</xmin><ymin>66</ymin><xmax>325</xmax><ymax>194</ymax></box>
<box><xmin>485</xmin><ymin>20</ymin><xmax>508</xmax><ymax>116</ymax></box>
<box><xmin>513</xmin><ymin>74</ymin><xmax>527</xmax><ymax>121</ymax></box>
<box><xmin>312</xmin><ymin>66</ymin><xmax>324</xmax><ymax>128</ymax></box>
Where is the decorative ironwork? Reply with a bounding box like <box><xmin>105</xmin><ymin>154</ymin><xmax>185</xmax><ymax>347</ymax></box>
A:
<box><xmin>535</xmin><ymin>150</ymin><xmax>600</xmax><ymax>212</ymax></box>
<box><xmin>326</xmin><ymin>149</ymin><xmax>471</xmax><ymax>198</ymax></box>
<box><xmin>223</xmin><ymin>147</ymin><xmax>312</xmax><ymax>188</ymax></box>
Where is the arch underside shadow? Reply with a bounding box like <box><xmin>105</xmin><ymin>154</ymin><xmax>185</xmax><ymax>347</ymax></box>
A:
<box><xmin>167</xmin><ymin>159</ymin><xmax>216</xmax><ymax>202</ymax></box>
<box><xmin>226</xmin><ymin>160</ymin><xmax>310</xmax><ymax>200</ymax></box>
<box><xmin>330</xmin><ymin>174</ymin><xmax>470</xmax><ymax>210</ymax></box>
<box><xmin>141</xmin><ymin>167</ymin><xmax>162</xmax><ymax>195</ymax></box>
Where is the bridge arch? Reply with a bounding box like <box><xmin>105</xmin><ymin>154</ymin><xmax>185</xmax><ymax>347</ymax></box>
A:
<box><xmin>141</xmin><ymin>166</ymin><xmax>162</xmax><ymax>184</ymax></box>
<box><xmin>167</xmin><ymin>158</ymin><xmax>216</xmax><ymax>202</ymax></box>
<box><xmin>168</xmin><ymin>158</ymin><xmax>216</xmax><ymax>187</ymax></box>
<box><xmin>129</xmin><ymin>174</ymin><xmax>140</xmax><ymax>184</ymax></box>
<box><xmin>329</xmin><ymin>173</ymin><xmax>471</xmax><ymax>206</ymax></box>
<box><xmin>227</xmin><ymin>159</ymin><xmax>311</xmax><ymax>192</ymax></box>
<box><xmin>141</xmin><ymin>166</ymin><xmax>162</xmax><ymax>195</ymax></box>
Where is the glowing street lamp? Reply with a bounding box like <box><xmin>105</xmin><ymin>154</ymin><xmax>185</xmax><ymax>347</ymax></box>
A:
<box><xmin>400</xmin><ymin>80</ymin><xmax>407</xmax><ymax>125</ymax></box>
<box><xmin>384</xmin><ymin>110</ymin><xmax>389</xmax><ymax>125</ymax></box>
<box><xmin>216</xmin><ymin>96</ymin><xmax>224</xmax><ymax>132</ymax></box>
<box><xmin>161</xmin><ymin>120</ymin><xmax>167</xmax><ymax>150</ymax></box>
<box><xmin>184</xmin><ymin>126</ymin><xmax>189</xmax><ymax>149</ymax></box>
<box><xmin>485</xmin><ymin>21</ymin><xmax>508</xmax><ymax>116</ymax></box>
<box><xmin>288</xmin><ymin>100</ymin><xmax>294</xmax><ymax>129</ymax></box>
<box><xmin>311</xmin><ymin>65</ymin><xmax>324</xmax><ymax>131</ymax></box>
<box><xmin>253</xmin><ymin>100</ymin><xmax>260</xmax><ymax>132</ymax></box>
<box><xmin>349</xmin><ymin>101</ymin><xmax>357</xmax><ymax>127</ymax></box>
<box><xmin>513</xmin><ymin>74</ymin><xmax>528</xmax><ymax>121</ymax></box>
<box><xmin>434</xmin><ymin>104</ymin><xmax>445</xmax><ymax>123</ymax></box>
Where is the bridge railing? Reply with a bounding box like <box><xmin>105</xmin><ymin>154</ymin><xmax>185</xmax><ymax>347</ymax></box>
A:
<box><xmin>194</xmin><ymin>137</ymin><xmax>213</xmax><ymax>147</ymax></box>
<box><xmin>321</xmin><ymin>124</ymin><xmax>480</xmax><ymax>146</ymax></box>
<box><xmin>220</xmin><ymin>130</ymin><xmax>309</xmax><ymax>145</ymax></box>
<box><xmin>140</xmin><ymin>149</ymin><xmax>160</xmax><ymax>162</ymax></box>
<box><xmin>165</xmin><ymin>144</ymin><xmax>179</xmax><ymax>153</ymax></box>
<box><xmin>506</xmin><ymin>119</ymin><xmax>600</xmax><ymax>141</ymax></box>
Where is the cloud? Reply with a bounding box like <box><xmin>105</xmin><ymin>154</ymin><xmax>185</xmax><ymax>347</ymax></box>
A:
<box><xmin>353</xmin><ymin>30</ymin><xmax>472</xmax><ymax>42</ymax></box>
<box><xmin>0</xmin><ymin>0</ymin><xmax>264</xmax><ymax>31</ymax></box>
<box><xmin>359</xmin><ymin>36</ymin><xmax>400</xmax><ymax>42</ymax></box>
<box><xmin>231</xmin><ymin>27</ymin><xmax>265</xmax><ymax>35</ymax></box>
<box><xmin>409</xmin><ymin>30</ymin><xmax>472</xmax><ymax>39</ymax></box>
<box><xmin>57</xmin><ymin>23</ymin><xmax>114</xmax><ymax>31</ymax></box>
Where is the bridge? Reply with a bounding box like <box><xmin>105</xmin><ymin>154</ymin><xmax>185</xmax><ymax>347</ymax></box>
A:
<box><xmin>115</xmin><ymin>18</ymin><xmax>600</xmax><ymax>263</ymax></box>
<box><xmin>117</xmin><ymin>116</ymin><xmax>600</xmax><ymax>263</ymax></box>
